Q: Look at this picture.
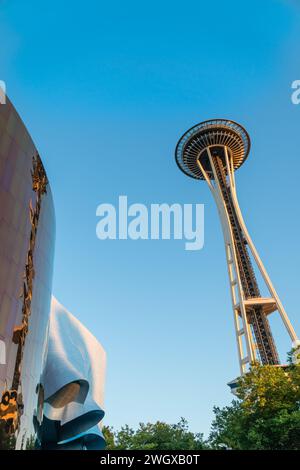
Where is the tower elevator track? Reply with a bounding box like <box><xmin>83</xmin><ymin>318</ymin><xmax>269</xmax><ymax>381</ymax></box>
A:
<box><xmin>212</xmin><ymin>155</ymin><xmax>280</xmax><ymax>365</ymax></box>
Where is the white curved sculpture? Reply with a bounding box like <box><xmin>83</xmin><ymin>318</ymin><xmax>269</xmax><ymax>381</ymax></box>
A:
<box><xmin>39</xmin><ymin>297</ymin><xmax>106</xmax><ymax>449</ymax></box>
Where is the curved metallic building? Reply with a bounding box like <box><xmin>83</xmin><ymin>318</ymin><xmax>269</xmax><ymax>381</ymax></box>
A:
<box><xmin>38</xmin><ymin>297</ymin><xmax>106</xmax><ymax>450</ymax></box>
<box><xmin>0</xmin><ymin>98</ymin><xmax>55</xmax><ymax>448</ymax></box>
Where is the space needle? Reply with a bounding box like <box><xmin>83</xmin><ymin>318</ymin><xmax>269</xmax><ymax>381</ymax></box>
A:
<box><xmin>175</xmin><ymin>119</ymin><xmax>299</xmax><ymax>374</ymax></box>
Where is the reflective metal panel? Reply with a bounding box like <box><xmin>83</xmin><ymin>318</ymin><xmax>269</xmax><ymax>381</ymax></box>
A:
<box><xmin>0</xmin><ymin>98</ymin><xmax>55</xmax><ymax>449</ymax></box>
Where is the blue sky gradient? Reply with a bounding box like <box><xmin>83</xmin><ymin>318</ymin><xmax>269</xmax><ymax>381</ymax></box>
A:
<box><xmin>1</xmin><ymin>0</ymin><xmax>300</xmax><ymax>436</ymax></box>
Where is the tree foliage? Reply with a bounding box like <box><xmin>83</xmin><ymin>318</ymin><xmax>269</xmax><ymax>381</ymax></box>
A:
<box><xmin>209</xmin><ymin>363</ymin><xmax>300</xmax><ymax>450</ymax></box>
<box><xmin>102</xmin><ymin>350</ymin><xmax>300</xmax><ymax>451</ymax></box>
<box><xmin>103</xmin><ymin>418</ymin><xmax>208</xmax><ymax>450</ymax></box>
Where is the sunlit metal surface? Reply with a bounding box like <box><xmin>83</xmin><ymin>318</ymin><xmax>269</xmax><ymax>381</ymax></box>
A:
<box><xmin>38</xmin><ymin>297</ymin><xmax>106</xmax><ymax>450</ymax></box>
<box><xmin>0</xmin><ymin>98</ymin><xmax>55</xmax><ymax>448</ymax></box>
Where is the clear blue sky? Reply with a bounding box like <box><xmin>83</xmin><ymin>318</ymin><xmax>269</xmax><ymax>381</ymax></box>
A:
<box><xmin>1</xmin><ymin>0</ymin><xmax>300</xmax><ymax>437</ymax></box>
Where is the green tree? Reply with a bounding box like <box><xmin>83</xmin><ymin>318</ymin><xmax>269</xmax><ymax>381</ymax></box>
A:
<box><xmin>209</xmin><ymin>363</ymin><xmax>300</xmax><ymax>450</ymax></box>
<box><xmin>103</xmin><ymin>418</ymin><xmax>208</xmax><ymax>450</ymax></box>
<box><xmin>102</xmin><ymin>425</ymin><xmax>117</xmax><ymax>449</ymax></box>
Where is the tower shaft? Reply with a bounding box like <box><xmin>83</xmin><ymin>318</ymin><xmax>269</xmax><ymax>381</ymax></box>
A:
<box><xmin>197</xmin><ymin>145</ymin><xmax>299</xmax><ymax>373</ymax></box>
<box><xmin>212</xmin><ymin>156</ymin><xmax>280</xmax><ymax>365</ymax></box>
